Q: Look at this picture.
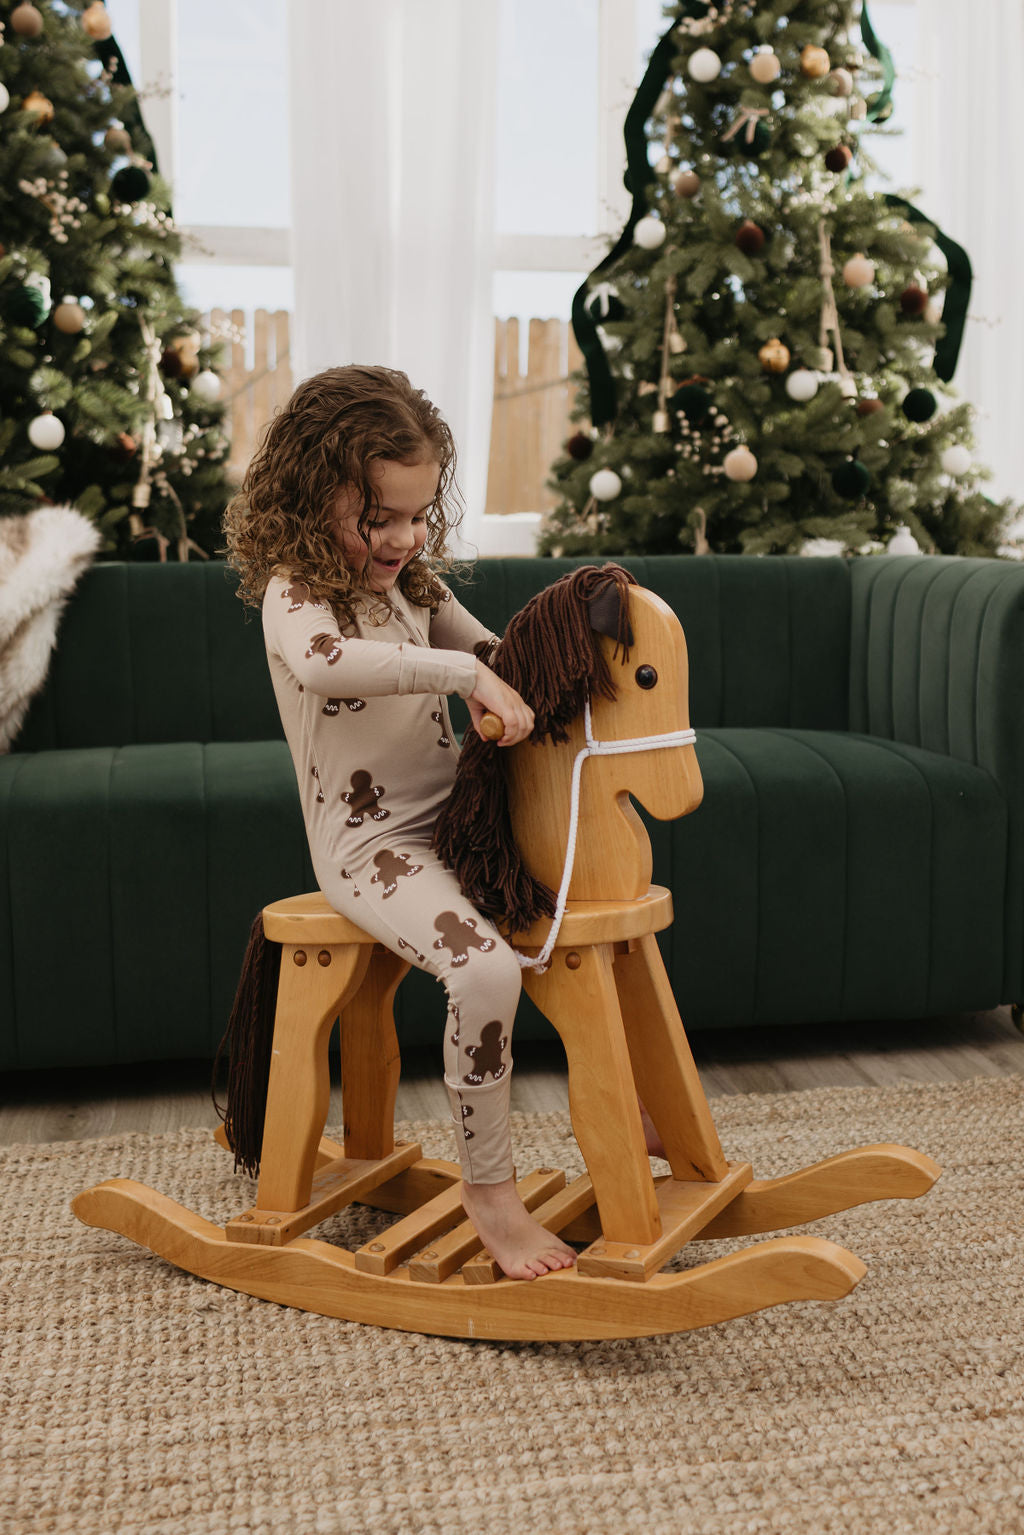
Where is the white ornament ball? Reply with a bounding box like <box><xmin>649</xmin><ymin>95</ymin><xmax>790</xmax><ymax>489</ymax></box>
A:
<box><xmin>0</xmin><ymin>84</ymin><xmax>10</xmax><ymax>114</ymax></box>
<box><xmin>723</xmin><ymin>445</ymin><xmax>758</xmax><ymax>482</ymax></box>
<box><xmin>830</xmin><ymin>67</ymin><xmax>854</xmax><ymax>97</ymax></box>
<box><xmin>749</xmin><ymin>47</ymin><xmax>781</xmax><ymax>84</ymax></box>
<box><xmin>887</xmin><ymin>525</ymin><xmax>922</xmax><ymax>556</ymax></box>
<box><xmin>589</xmin><ymin>468</ymin><xmax>623</xmax><ymax>502</ymax></box>
<box><xmin>687</xmin><ymin>47</ymin><xmax>722</xmax><ymax>83</ymax></box>
<box><xmin>633</xmin><ymin>217</ymin><xmax>667</xmax><ymax>250</ymax></box>
<box><xmin>843</xmin><ymin>253</ymin><xmax>876</xmax><ymax>288</ymax></box>
<box><xmin>190</xmin><ymin>369</ymin><xmax>222</xmax><ymax>403</ymax></box>
<box><xmin>28</xmin><ymin>412</ymin><xmax>65</xmax><ymax>450</ymax></box>
<box><xmin>940</xmin><ymin>445</ymin><xmax>972</xmax><ymax>476</ymax></box>
<box><xmin>785</xmin><ymin>369</ymin><xmax>819</xmax><ymax>403</ymax></box>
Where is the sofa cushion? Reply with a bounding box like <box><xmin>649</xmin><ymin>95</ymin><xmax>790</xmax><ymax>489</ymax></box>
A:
<box><xmin>660</xmin><ymin>728</ymin><xmax>1007</xmax><ymax>1027</ymax></box>
<box><xmin>0</xmin><ymin>741</ymin><xmax>314</xmax><ymax>1069</ymax></box>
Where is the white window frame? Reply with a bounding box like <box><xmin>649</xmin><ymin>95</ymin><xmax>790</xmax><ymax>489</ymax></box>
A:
<box><xmin>156</xmin><ymin>0</ymin><xmax>641</xmax><ymax>280</ymax></box>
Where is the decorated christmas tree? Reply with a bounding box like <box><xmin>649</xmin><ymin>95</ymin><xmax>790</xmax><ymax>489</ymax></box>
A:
<box><xmin>0</xmin><ymin>0</ymin><xmax>231</xmax><ymax>559</ymax></box>
<box><xmin>544</xmin><ymin>0</ymin><xmax>1016</xmax><ymax>559</ymax></box>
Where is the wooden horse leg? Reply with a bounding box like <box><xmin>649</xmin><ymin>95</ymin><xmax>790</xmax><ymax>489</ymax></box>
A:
<box><xmin>613</xmin><ymin>932</ymin><xmax>729</xmax><ymax>1182</ymax></box>
<box><xmin>523</xmin><ymin>943</ymin><xmax>661</xmax><ymax>1247</ymax></box>
<box><xmin>255</xmin><ymin>941</ymin><xmax>372</xmax><ymax>1214</ymax></box>
<box><xmin>338</xmin><ymin>946</ymin><xmax>411</xmax><ymax>1161</ymax></box>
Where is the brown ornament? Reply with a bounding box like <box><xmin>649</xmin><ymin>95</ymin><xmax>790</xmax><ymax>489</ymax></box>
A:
<box><xmin>168</xmin><ymin>332</ymin><xmax>201</xmax><ymax>379</ymax></box>
<box><xmin>105</xmin><ymin>126</ymin><xmax>133</xmax><ymax>155</ymax></box>
<box><xmin>11</xmin><ymin>3</ymin><xmax>44</xmax><ymax>38</ymax></box>
<box><xmin>112</xmin><ymin>432</ymin><xmax>138</xmax><ymax>460</ymax></box>
<box><xmin>800</xmin><ymin>45</ymin><xmax>831</xmax><ymax>78</ymax></box>
<box><xmin>825</xmin><ymin>144</ymin><xmax>853</xmax><ymax>172</ymax></box>
<box><xmin>758</xmin><ymin>338</ymin><xmax>791</xmax><ymax>373</ymax></box>
<box><xmin>22</xmin><ymin>90</ymin><xmax>55</xmax><ymax>125</ymax></box>
<box><xmin>899</xmin><ymin>284</ymin><xmax>929</xmax><ymax>316</ymax></box>
<box><xmin>856</xmin><ymin>397</ymin><xmax>884</xmax><ymax>416</ymax></box>
<box><xmin>82</xmin><ymin>2</ymin><xmax>113</xmax><ymax>39</ymax></box>
<box><xmin>673</xmin><ymin>169</ymin><xmax>701</xmax><ymax>198</ymax></box>
<box><xmin>735</xmin><ymin>219</ymin><xmax>765</xmax><ymax>255</ymax></box>
<box><xmin>53</xmin><ymin>300</ymin><xmax>86</xmax><ymax>334</ymax></box>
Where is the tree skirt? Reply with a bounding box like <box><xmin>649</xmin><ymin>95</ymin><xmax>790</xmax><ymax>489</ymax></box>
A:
<box><xmin>3</xmin><ymin>1078</ymin><xmax>1023</xmax><ymax>1535</ymax></box>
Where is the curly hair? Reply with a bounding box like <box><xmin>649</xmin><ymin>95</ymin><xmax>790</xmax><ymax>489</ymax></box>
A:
<box><xmin>222</xmin><ymin>364</ymin><xmax>462</xmax><ymax>621</ymax></box>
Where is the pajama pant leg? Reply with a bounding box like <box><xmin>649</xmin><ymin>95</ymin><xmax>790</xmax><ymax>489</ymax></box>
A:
<box><xmin>318</xmin><ymin>843</ymin><xmax>522</xmax><ymax>1185</ymax></box>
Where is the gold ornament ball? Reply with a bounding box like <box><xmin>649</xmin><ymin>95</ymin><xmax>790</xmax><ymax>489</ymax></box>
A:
<box><xmin>749</xmin><ymin>47</ymin><xmax>781</xmax><ymax>84</ymax></box>
<box><xmin>842</xmin><ymin>252</ymin><xmax>876</xmax><ymax>288</ymax></box>
<box><xmin>11</xmin><ymin>3</ymin><xmax>44</xmax><ymax>38</ymax></box>
<box><xmin>800</xmin><ymin>45</ymin><xmax>831</xmax><ymax>79</ymax></box>
<box><xmin>673</xmin><ymin>168</ymin><xmax>701</xmax><ymax>198</ymax></box>
<box><xmin>758</xmin><ymin>338</ymin><xmax>791</xmax><ymax>373</ymax></box>
<box><xmin>82</xmin><ymin>2</ymin><xmax>113</xmax><ymax>39</ymax></box>
<box><xmin>169</xmin><ymin>332</ymin><xmax>201</xmax><ymax>379</ymax></box>
<box><xmin>723</xmin><ymin>445</ymin><xmax>758</xmax><ymax>482</ymax></box>
<box><xmin>53</xmin><ymin>300</ymin><xmax>86</xmax><ymax>334</ymax></box>
<box><xmin>105</xmin><ymin>125</ymin><xmax>132</xmax><ymax>154</ymax></box>
<box><xmin>22</xmin><ymin>90</ymin><xmax>54</xmax><ymax>124</ymax></box>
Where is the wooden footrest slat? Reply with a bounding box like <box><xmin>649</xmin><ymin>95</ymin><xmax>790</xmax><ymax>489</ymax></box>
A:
<box><xmin>408</xmin><ymin>1169</ymin><xmax>566</xmax><ymax>1284</ymax></box>
<box><xmin>461</xmin><ymin>1173</ymin><xmax>596</xmax><ymax>1286</ymax></box>
<box><xmin>577</xmin><ymin>1162</ymin><xmax>754</xmax><ymax>1281</ymax></box>
<box><xmin>354</xmin><ymin>1180</ymin><xmax>466</xmax><ymax>1275</ymax></box>
<box><xmin>225</xmin><ymin>1141</ymin><xmax>422</xmax><ymax>1246</ymax></box>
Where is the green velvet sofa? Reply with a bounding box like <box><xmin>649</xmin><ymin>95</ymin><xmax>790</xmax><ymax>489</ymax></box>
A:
<box><xmin>3</xmin><ymin>554</ymin><xmax>1022</xmax><ymax>1072</ymax></box>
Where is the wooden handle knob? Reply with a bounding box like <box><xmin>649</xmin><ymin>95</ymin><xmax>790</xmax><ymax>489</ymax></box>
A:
<box><xmin>479</xmin><ymin>712</ymin><xmax>505</xmax><ymax>741</ymax></box>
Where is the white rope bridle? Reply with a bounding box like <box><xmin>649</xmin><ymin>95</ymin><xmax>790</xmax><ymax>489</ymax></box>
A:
<box><xmin>515</xmin><ymin>697</ymin><xmax>697</xmax><ymax>972</ymax></box>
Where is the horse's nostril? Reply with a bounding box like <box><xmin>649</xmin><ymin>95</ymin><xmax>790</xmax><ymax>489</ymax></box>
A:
<box><xmin>635</xmin><ymin>665</ymin><xmax>658</xmax><ymax>689</ymax></box>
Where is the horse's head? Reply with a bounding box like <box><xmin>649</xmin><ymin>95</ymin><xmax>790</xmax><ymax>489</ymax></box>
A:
<box><xmin>434</xmin><ymin>565</ymin><xmax>704</xmax><ymax>923</ymax></box>
<box><xmin>588</xmin><ymin>584</ymin><xmax>703</xmax><ymax>824</ymax></box>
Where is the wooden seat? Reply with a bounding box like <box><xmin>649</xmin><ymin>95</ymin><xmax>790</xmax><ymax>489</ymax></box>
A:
<box><xmin>73</xmin><ymin>581</ymin><xmax>940</xmax><ymax>1341</ymax></box>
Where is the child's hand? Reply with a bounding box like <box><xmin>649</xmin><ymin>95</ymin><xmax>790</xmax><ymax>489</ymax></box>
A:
<box><xmin>467</xmin><ymin>662</ymin><xmax>535</xmax><ymax>745</ymax></box>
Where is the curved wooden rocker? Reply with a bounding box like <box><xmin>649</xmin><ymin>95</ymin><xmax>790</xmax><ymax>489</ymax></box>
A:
<box><xmin>73</xmin><ymin>579</ymin><xmax>940</xmax><ymax>1341</ymax></box>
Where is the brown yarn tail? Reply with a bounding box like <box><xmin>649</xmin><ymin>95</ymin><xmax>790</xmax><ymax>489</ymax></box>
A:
<box><xmin>211</xmin><ymin>913</ymin><xmax>282</xmax><ymax>1179</ymax></box>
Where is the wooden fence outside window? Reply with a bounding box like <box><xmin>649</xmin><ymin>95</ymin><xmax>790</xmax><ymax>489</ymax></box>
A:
<box><xmin>206</xmin><ymin>310</ymin><xmax>583</xmax><ymax>517</ymax></box>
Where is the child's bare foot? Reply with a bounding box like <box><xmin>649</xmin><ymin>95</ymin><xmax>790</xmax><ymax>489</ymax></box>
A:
<box><xmin>461</xmin><ymin>1178</ymin><xmax>577</xmax><ymax>1281</ymax></box>
<box><xmin>639</xmin><ymin>1098</ymin><xmax>667</xmax><ymax>1160</ymax></box>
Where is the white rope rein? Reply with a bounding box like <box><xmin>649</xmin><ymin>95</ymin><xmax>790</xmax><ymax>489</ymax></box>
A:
<box><xmin>515</xmin><ymin>698</ymin><xmax>697</xmax><ymax>972</ymax></box>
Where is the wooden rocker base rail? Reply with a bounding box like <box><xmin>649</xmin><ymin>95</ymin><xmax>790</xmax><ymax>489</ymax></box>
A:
<box><xmin>70</xmin><ymin>1178</ymin><xmax>868</xmax><ymax>1342</ymax></box>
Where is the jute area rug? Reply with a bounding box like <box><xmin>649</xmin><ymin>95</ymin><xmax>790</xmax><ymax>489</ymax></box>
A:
<box><xmin>3</xmin><ymin>1077</ymin><xmax>1024</xmax><ymax>1535</ymax></box>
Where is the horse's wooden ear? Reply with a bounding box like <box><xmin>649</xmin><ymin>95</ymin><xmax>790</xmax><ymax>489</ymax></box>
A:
<box><xmin>587</xmin><ymin>584</ymin><xmax>634</xmax><ymax>648</ymax></box>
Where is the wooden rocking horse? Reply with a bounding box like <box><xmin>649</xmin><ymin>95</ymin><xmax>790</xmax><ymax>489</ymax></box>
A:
<box><xmin>73</xmin><ymin>566</ymin><xmax>940</xmax><ymax>1341</ymax></box>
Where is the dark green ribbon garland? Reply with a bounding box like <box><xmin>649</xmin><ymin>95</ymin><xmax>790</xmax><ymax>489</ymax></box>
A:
<box><xmin>860</xmin><ymin>1</ymin><xmax>971</xmax><ymax>383</ymax></box>
<box><xmin>573</xmin><ymin>0</ymin><xmax>970</xmax><ymax>429</ymax></box>
<box><xmin>93</xmin><ymin>34</ymin><xmax>162</xmax><ymax>183</ymax></box>
<box><xmin>570</xmin><ymin>9</ymin><xmax>699</xmax><ymax>426</ymax></box>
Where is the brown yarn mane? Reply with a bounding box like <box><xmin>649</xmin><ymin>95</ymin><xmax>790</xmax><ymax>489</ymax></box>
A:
<box><xmin>432</xmin><ymin>563</ymin><xmax>636</xmax><ymax>935</ymax></box>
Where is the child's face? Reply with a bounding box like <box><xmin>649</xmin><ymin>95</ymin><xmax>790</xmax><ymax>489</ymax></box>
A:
<box><xmin>331</xmin><ymin>458</ymin><xmax>438</xmax><ymax>592</ymax></box>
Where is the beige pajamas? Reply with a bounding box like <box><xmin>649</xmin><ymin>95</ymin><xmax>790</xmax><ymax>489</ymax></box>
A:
<box><xmin>262</xmin><ymin>573</ymin><xmax>520</xmax><ymax>1183</ymax></box>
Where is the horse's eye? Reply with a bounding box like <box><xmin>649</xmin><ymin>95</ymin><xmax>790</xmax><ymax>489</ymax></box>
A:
<box><xmin>635</xmin><ymin>665</ymin><xmax>658</xmax><ymax>690</ymax></box>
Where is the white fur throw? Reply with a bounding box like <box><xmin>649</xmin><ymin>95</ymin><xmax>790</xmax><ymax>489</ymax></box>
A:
<box><xmin>0</xmin><ymin>506</ymin><xmax>102</xmax><ymax>752</ymax></box>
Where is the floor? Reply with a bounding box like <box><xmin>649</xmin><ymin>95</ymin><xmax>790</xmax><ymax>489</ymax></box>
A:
<box><xmin>3</xmin><ymin>1005</ymin><xmax>1022</xmax><ymax>1147</ymax></box>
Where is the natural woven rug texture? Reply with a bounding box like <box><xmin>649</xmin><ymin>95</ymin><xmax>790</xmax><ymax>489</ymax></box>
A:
<box><xmin>3</xmin><ymin>1078</ymin><xmax>1024</xmax><ymax>1535</ymax></box>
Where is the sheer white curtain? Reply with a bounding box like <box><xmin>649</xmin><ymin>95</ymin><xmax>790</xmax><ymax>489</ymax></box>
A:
<box><xmin>913</xmin><ymin>0</ymin><xmax>1024</xmax><ymax>531</ymax></box>
<box><xmin>286</xmin><ymin>0</ymin><xmax>498</xmax><ymax>552</ymax></box>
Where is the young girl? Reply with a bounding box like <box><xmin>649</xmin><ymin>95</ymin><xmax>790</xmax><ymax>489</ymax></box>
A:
<box><xmin>223</xmin><ymin>363</ymin><xmax>577</xmax><ymax>1281</ymax></box>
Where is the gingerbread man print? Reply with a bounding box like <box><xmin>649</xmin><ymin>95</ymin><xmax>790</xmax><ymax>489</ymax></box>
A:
<box><xmin>311</xmin><ymin>765</ymin><xmax>324</xmax><ymax>804</ymax></box>
<box><xmin>306</xmin><ymin>633</ymin><xmax>343</xmax><ymax>665</ymax></box>
<box><xmin>433</xmin><ymin>912</ymin><xmax>496</xmax><ymax>967</ymax></box>
<box><xmin>431</xmin><ymin>710</ymin><xmax>451</xmax><ymax>749</ymax></box>
<box><xmin>322</xmin><ymin>696</ymin><xmax>366</xmax><ymax>717</ymax></box>
<box><xmin>341</xmin><ymin>770</ymin><xmax>390</xmax><ymax>827</ymax></box>
<box><xmin>462</xmin><ymin>1020</ymin><xmax>509</xmax><ymax>1085</ymax></box>
<box><xmin>370</xmin><ymin>849</ymin><xmax>424</xmax><ymax>898</ymax></box>
<box><xmin>282</xmin><ymin>580</ymin><xmax>310</xmax><ymax>611</ymax></box>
